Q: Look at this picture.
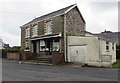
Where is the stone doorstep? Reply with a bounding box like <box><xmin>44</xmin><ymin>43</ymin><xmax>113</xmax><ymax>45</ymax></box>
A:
<box><xmin>21</xmin><ymin>61</ymin><xmax>53</xmax><ymax>66</ymax></box>
<box><xmin>18</xmin><ymin>61</ymin><xmax>84</xmax><ymax>68</ymax></box>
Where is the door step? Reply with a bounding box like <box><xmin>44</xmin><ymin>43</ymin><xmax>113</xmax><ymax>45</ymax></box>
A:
<box><xmin>29</xmin><ymin>56</ymin><xmax>52</xmax><ymax>63</ymax></box>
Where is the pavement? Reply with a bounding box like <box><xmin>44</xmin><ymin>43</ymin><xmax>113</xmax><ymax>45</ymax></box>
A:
<box><xmin>2</xmin><ymin>59</ymin><xmax>53</xmax><ymax>66</ymax></box>
<box><xmin>2</xmin><ymin>59</ymin><xmax>86</xmax><ymax>68</ymax></box>
<box><xmin>1</xmin><ymin>59</ymin><xmax>119</xmax><ymax>81</ymax></box>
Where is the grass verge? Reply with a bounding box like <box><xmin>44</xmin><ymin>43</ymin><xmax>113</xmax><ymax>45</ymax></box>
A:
<box><xmin>112</xmin><ymin>59</ymin><xmax>120</xmax><ymax>68</ymax></box>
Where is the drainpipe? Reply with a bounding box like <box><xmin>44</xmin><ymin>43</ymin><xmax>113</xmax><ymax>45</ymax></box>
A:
<box><xmin>64</xmin><ymin>14</ymin><xmax>67</xmax><ymax>62</ymax></box>
<box><xmin>98</xmin><ymin>37</ymin><xmax>102</xmax><ymax>67</ymax></box>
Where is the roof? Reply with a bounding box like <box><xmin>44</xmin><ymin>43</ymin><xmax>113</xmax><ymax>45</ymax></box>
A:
<box><xmin>94</xmin><ymin>32</ymin><xmax>120</xmax><ymax>43</ymax></box>
<box><xmin>85</xmin><ymin>31</ymin><xmax>95</xmax><ymax>35</ymax></box>
<box><xmin>85</xmin><ymin>31</ymin><xmax>119</xmax><ymax>43</ymax></box>
<box><xmin>21</xmin><ymin>4</ymin><xmax>85</xmax><ymax>27</ymax></box>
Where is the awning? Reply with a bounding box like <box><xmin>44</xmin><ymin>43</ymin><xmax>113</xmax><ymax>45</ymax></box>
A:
<box><xmin>31</xmin><ymin>33</ymin><xmax>62</xmax><ymax>41</ymax></box>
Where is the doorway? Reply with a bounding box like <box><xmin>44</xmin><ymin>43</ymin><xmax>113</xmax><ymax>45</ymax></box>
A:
<box><xmin>45</xmin><ymin>38</ymin><xmax>53</xmax><ymax>55</ymax></box>
<box><xmin>69</xmin><ymin>46</ymin><xmax>86</xmax><ymax>63</ymax></box>
<box><xmin>33</xmin><ymin>41</ymin><xmax>37</xmax><ymax>53</ymax></box>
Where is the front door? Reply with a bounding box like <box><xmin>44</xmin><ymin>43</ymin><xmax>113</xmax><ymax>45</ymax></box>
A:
<box><xmin>45</xmin><ymin>39</ymin><xmax>53</xmax><ymax>55</ymax></box>
<box><xmin>33</xmin><ymin>41</ymin><xmax>37</xmax><ymax>53</ymax></box>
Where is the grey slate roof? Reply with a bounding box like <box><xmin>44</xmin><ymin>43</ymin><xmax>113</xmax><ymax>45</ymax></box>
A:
<box><xmin>21</xmin><ymin>4</ymin><xmax>77</xmax><ymax>27</ymax></box>
<box><xmin>94</xmin><ymin>32</ymin><xmax>120</xmax><ymax>43</ymax></box>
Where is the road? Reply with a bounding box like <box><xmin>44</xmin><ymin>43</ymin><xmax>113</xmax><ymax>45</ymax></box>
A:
<box><xmin>2</xmin><ymin>61</ymin><xmax>119</xmax><ymax>81</ymax></box>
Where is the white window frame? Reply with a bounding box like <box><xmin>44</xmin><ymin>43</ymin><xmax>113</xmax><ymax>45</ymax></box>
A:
<box><xmin>112</xmin><ymin>43</ymin><xmax>114</xmax><ymax>50</ymax></box>
<box><xmin>53</xmin><ymin>38</ymin><xmax>60</xmax><ymax>52</ymax></box>
<box><xmin>25</xmin><ymin>28</ymin><xmax>30</xmax><ymax>38</ymax></box>
<box><xmin>40</xmin><ymin>40</ymin><xmax>46</xmax><ymax>51</ymax></box>
<box><xmin>32</xmin><ymin>25</ymin><xmax>38</xmax><ymax>37</ymax></box>
<box><xmin>106</xmin><ymin>41</ymin><xmax>109</xmax><ymax>51</ymax></box>
<box><xmin>25</xmin><ymin>40</ymin><xmax>30</xmax><ymax>49</ymax></box>
<box><xmin>45</xmin><ymin>21</ymin><xmax>52</xmax><ymax>35</ymax></box>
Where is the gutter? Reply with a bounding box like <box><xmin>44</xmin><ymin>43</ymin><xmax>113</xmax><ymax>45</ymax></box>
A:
<box><xmin>64</xmin><ymin>4</ymin><xmax>76</xmax><ymax>14</ymax></box>
<box><xmin>30</xmin><ymin>33</ymin><xmax>62</xmax><ymax>41</ymax></box>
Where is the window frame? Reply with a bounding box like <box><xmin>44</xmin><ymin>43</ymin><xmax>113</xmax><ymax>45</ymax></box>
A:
<box><xmin>25</xmin><ymin>40</ymin><xmax>30</xmax><ymax>50</ymax></box>
<box><xmin>44</xmin><ymin>21</ymin><xmax>52</xmax><ymax>35</ymax></box>
<box><xmin>32</xmin><ymin>25</ymin><xmax>38</xmax><ymax>37</ymax></box>
<box><xmin>106</xmin><ymin>41</ymin><xmax>109</xmax><ymax>51</ymax></box>
<box><xmin>39</xmin><ymin>38</ymin><xmax>60</xmax><ymax>52</ymax></box>
<box><xmin>112</xmin><ymin>43</ymin><xmax>114</xmax><ymax>50</ymax></box>
<box><xmin>52</xmin><ymin>38</ymin><xmax>60</xmax><ymax>52</ymax></box>
<box><xmin>25</xmin><ymin>28</ymin><xmax>30</xmax><ymax>38</ymax></box>
<box><xmin>39</xmin><ymin>40</ymin><xmax>46</xmax><ymax>51</ymax></box>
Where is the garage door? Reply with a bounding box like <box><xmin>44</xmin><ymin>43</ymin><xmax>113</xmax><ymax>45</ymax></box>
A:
<box><xmin>69</xmin><ymin>46</ymin><xmax>86</xmax><ymax>63</ymax></box>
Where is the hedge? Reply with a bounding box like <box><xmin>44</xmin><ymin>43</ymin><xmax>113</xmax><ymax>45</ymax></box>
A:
<box><xmin>116</xmin><ymin>49</ymin><xmax>120</xmax><ymax>59</ymax></box>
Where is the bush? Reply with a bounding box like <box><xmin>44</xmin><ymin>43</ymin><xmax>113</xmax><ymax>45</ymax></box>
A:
<box><xmin>5</xmin><ymin>46</ymin><xmax>21</xmax><ymax>52</ymax></box>
<box><xmin>112</xmin><ymin>59</ymin><xmax>120</xmax><ymax>68</ymax></box>
<box><xmin>116</xmin><ymin>49</ymin><xmax>120</xmax><ymax>59</ymax></box>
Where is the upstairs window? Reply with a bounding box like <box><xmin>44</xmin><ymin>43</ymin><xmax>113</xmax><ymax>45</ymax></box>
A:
<box><xmin>32</xmin><ymin>25</ymin><xmax>38</xmax><ymax>37</ymax></box>
<box><xmin>44</xmin><ymin>21</ymin><xmax>52</xmax><ymax>35</ymax></box>
<box><xmin>25</xmin><ymin>28</ymin><xmax>30</xmax><ymax>38</ymax></box>
<box><xmin>106</xmin><ymin>41</ymin><xmax>109</xmax><ymax>51</ymax></box>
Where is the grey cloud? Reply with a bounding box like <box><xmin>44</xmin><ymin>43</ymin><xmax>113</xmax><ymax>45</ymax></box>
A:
<box><xmin>89</xmin><ymin>2</ymin><xmax>117</xmax><ymax>12</ymax></box>
<box><xmin>0</xmin><ymin>1</ymin><xmax>118</xmax><ymax>46</ymax></box>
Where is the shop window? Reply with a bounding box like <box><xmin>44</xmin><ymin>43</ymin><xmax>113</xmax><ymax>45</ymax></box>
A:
<box><xmin>53</xmin><ymin>38</ymin><xmax>60</xmax><ymax>51</ymax></box>
<box><xmin>40</xmin><ymin>40</ymin><xmax>45</xmax><ymax>51</ymax></box>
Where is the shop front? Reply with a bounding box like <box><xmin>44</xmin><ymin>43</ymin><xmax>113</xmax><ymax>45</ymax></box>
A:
<box><xmin>32</xmin><ymin>37</ymin><xmax>60</xmax><ymax>56</ymax></box>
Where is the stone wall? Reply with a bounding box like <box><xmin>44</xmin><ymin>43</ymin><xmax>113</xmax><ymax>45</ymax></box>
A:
<box><xmin>21</xmin><ymin>15</ymin><xmax>65</xmax><ymax>53</ymax></box>
<box><xmin>7</xmin><ymin>52</ymin><xmax>36</xmax><ymax>60</ymax></box>
<box><xmin>21</xmin><ymin>52</ymin><xmax>36</xmax><ymax>60</ymax></box>
<box><xmin>21</xmin><ymin>28</ymin><xmax>26</xmax><ymax>50</ymax></box>
<box><xmin>66</xmin><ymin>7</ymin><xmax>85</xmax><ymax>36</ymax></box>
<box><xmin>52</xmin><ymin>53</ymin><xmax>64</xmax><ymax>64</ymax></box>
<box><xmin>7</xmin><ymin>52</ymin><xmax>21</xmax><ymax>60</ymax></box>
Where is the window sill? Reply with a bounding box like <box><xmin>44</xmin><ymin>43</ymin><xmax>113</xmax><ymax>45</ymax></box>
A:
<box><xmin>24</xmin><ymin>49</ymin><xmax>30</xmax><ymax>51</ymax></box>
<box><xmin>44</xmin><ymin>33</ymin><xmax>52</xmax><ymax>35</ymax></box>
<box><xmin>106</xmin><ymin>50</ymin><xmax>110</xmax><ymax>52</ymax></box>
<box><xmin>25</xmin><ymin>37</ymin><xmax>30</xmax><ymax>38</ymax></box>
<box><xmin>32</xmin><ymin>35</ymin><xmax>38</xmax><ymax>37</ymax></box>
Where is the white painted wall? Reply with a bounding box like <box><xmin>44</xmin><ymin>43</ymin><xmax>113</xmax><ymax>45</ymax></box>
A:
<box><xmin>68</xmin><ymin>36</ymin><xmax>101</xmax><ymax>67</ymax></box>
<box><xmin>100</xmin><ymin>40</ymin><xmax>116</xmax><ymax>63</ymax></box>
<box><xmin>0</xmin><ymin>38</ymin><xmax>3</xmax><ymax>49</ymax></box>
<box><xmin>67</xmin><ymin>36</ymin><xmax>116</xmax><ymax>67</ymax></box>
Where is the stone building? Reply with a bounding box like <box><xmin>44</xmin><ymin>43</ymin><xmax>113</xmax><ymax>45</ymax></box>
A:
<box><xmin>20</xmin><ymin>4</ymin><xmax>116</xmax><ymax>67</ymax></box>
<box><xmin>20</xmin><ymin>4</ymin><xmax>85</xmax><ymax>62</ymax></box>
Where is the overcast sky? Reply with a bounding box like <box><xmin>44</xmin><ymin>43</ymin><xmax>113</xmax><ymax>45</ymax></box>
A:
<box><xmin>0</xmin><ymin>0</ymin><xmax>119</xmax><ymax>46</ymax></box>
